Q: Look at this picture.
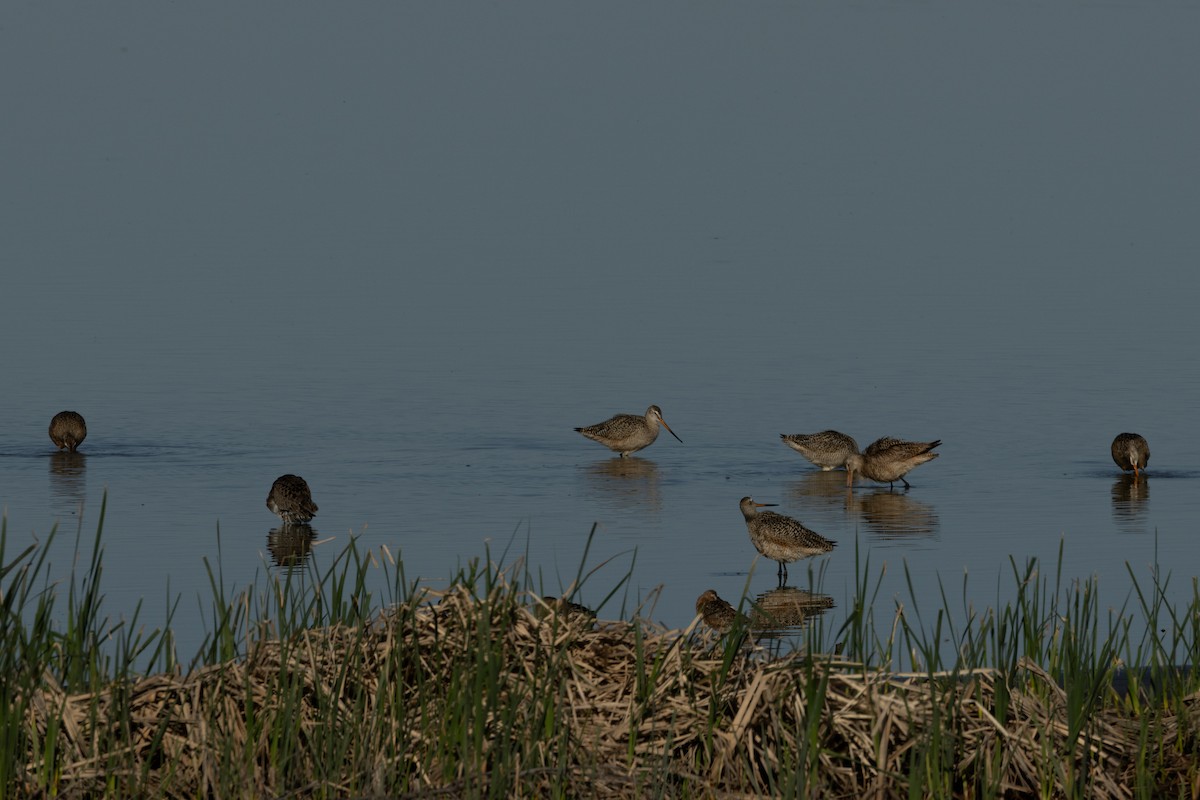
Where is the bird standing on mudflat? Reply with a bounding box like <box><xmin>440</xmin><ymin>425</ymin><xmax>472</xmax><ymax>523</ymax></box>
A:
<box><xmin>574</xmin><ymin>405</ymin><xmax>683</xmax><ymax>457</ymax></box>
<box><xmin>49</xmin><ymin>411</ymin><xmax>87</xmax><ymax>452</ymax></box>
<box><xmin>844</xmin><ymin>437</ymin><xmax>941</xmax><ymax>489</ymax></box>
<box><xmin>266</xmin><ymin>474</ymin><xmax>319</xmax><ymax>524</ymax></box>
<box><xmin>739</xmin><ymin>496</ymin><xmax>836</xmax><ymax>583</ymax></box>
<box><xmin>1111</xmin><ymin>433</ymin><xmax>1150</xmax><ymax>477</ymax></box>
<box><xmin>780</xmin><ymin>430</ymin><xmax>859</xmax><ymax>470</ymax></box>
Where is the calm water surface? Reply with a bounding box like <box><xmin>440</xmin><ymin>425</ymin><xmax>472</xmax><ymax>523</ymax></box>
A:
<box><xmin>2</xmin><ymin>2</ymin><xmax>1198</xmax><ymax>664</ymax></box>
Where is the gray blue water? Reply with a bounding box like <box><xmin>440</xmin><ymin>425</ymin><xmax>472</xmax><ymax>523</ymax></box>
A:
<box><xmin>2</xmin><ymin>2</ymin><xmax>1198</xmax><ymax>663</ymax></box>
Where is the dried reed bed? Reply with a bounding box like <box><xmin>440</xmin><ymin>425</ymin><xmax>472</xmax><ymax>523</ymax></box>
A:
<box><xmin>21</xmin><ymin>579</ymin><xmax>1200</xmax><ymax>798</ymax></box>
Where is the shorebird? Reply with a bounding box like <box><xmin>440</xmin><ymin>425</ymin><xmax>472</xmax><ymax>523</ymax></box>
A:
<box><xmin>266</xmin><ymin>474</ymin><xmax>319</xmax><ymax>524</ymax></box>
<box><xmin>844</xmin><ymin>437</ymin><xmax>941</xmax><ymax>489</ymax></box>
<box><xmin>575</xmin><ymin>405</ymin><xmax>683</xmax><ymax>457</ymax></box>
<box><xmin>49</xmin><ymin>411</ymin><xmax>87</xmax><ymax>452</ymax></box>
<box><xmin>1111</xmin><ymin>433</ymin><xmax>1150</xmax><ymax>477</ymax></box>
<box><xmin>537</xmin><ymin>596</ymin><xmax>597</xmax><ymax>624</ymax></box>
<box><xmin>780</xmin><ymin>430</ymin><xmax>859</xmax><ymax>470</ymax></box>
<box><xmin>739</xmin><ymin>496</ymin><xmax>836</xmax><ymax>582</ymax></box>
<box><xmin>695</xmin><ymin>589</ymin><xmax>747</xmax><ymax>633</ymax></box>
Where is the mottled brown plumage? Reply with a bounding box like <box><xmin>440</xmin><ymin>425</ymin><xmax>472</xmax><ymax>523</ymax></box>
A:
<box><xmin>49</xmin><ymin>411</ymin><xmax>87</xmax><ymax>452</ymax></box>
<box><xmin>695</xmin><ymin>589</ymin><xmax>746</xmax><ymax>633</ymax></box>
<box><xmin>845</xmin><ymin>437</ymin><xmax>941</xmax><ymax>489</ymax></box>
<box><xmin>739</xmin><ymin>496</ymin><xmax>836</xmax><ymax>582</ymax></box>
<box><xmin>266</xmin><ymin>474</ymin><xmax>318</xmax><ymax>524</ymax></box>
<box><xmin>1111</xmin><ymin>433</ymin><xmax>1150</xmax><ymax>477</ymax></box>
<box><xmin>780</xmin><ymin>430</ymin><xmax>859</xmax><ymax>470</ymax></box>
<box><xmin>575</xmin><ymin>405</ymin><xmax>683</xmax><ymax>457</ymax></box>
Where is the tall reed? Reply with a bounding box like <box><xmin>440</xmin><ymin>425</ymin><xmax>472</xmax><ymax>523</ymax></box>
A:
<box><xmin>4</xmin><ymin>500</ymin><xmax>1200</xmax><ymax>798</ymax></box>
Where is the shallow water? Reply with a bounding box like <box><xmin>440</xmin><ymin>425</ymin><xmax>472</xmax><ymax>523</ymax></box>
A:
<box><xmin>2</xmin><ymin>2</ymin><xmax>1199</xmax><ymax>664</ymax></box>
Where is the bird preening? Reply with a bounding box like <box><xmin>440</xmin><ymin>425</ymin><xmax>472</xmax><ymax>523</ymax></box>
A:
<box><xmin>49</xmin><ymin>411</ymin><xmax>87</xmax><ymax>453</ymax></box>
<box><xmin>1111</xmin><ymin>433</ymin><xmax>1150</xmax><ymax>477</ymax></box>
<box><xmin>266</xmin><ymin>474</ymin><xmax>319</xmax><ymax>525</ymax></box>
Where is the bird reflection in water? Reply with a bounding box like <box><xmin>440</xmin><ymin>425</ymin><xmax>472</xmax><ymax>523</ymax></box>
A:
<box><xmin>49</xmin><ymin>451</ymin><xmax>87</xmax><ymax>518</ymax></box>
<box><xmin>786</xmin><ymin>470</ymin><xmax>856</xmax><ymax>521</ymax></box>
<box><xmin>581</xmin><ymin>456</ymin><xmax>662</xmax><ymax>511</ymax></box>
<box><xmin>1111</xmin><ymin>474</ymin><xmax>1150</xmax><ymax>534</ymax></box>
<box><xmin>845</xmin><ymin>489</ymin><xmax>939</xmax><ymax>539</ymax></box>
<box><xmin>695</xmin><ymin>587</ymin><xmax>834</xmax><ymax>638</ymax></box>
<box><xmin>267</xmin><ymin>525</ymin><xmax>318</xmax><ymax>569</ymax></box>
<box><xmin>749</xmin><ymin>586</ymin><xmax>835</xmax><ymax>638</ymax></box>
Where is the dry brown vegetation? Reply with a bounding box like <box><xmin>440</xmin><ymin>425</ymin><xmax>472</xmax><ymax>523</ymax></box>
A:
<box><xmin>19</xmin><ymin>579</ymin><xmax>1200</xmax><ymax>799</ymax></box>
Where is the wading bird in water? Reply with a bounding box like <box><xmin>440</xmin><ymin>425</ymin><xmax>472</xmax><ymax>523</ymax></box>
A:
<box><xmin>779</xmin><ymin>430</ymin><xmax>859</xmax><ymax>471</ymax></box>
<box><xmin>1111</xmin><ymin>433</ymin><xmax>1150</xmax><ymax>477</ymax></box>
<box><xmin>739</xmin><ymin>496</ymin><xmax>836</xmax><ymax>583</ymax></box>
<box><xmin>575</xmin><ymin>405</ymin><xmax>682</xmax><ymax>457</ymax></box>
<box><xmin>266</xmin><ymin>474</ymin><xmax>319</xmax><ymax>524</ymax></box>
<box><xmin>49</xmin><ymin>411</ymin><xmax>87</xmax><ymax>453</ymax></box>
<box><xmin>844</xmin><ymin>437</ymin><xmax>941</xmax><ymax>489</ymax></box>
